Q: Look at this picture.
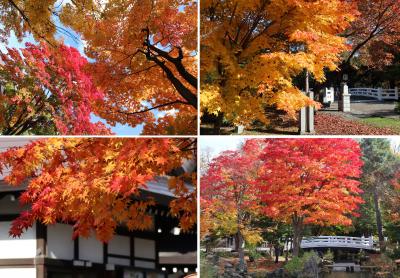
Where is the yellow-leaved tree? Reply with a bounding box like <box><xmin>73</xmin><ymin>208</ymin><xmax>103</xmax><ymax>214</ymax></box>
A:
<box><xmin>200</xmin><ymin>0</ymin><xmax>358</xmax><ymax>132</ymax></box>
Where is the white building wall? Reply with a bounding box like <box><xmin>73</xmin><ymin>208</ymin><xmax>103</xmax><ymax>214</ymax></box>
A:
<box><xmin>108</xmin><ymin>235</ymin><xmax>130</xmax><ymax>256</ymax></box>
<box><xmin>0</xmin><ymin>222</ymin><xmax>36</xmax><ymax>259</ymax></box>
<box><xmin>0</xmin><ymin>268</ymin><xmax>36</xmax><ymax>278</ymax></box>
<box><xmin>134</xmin><ymin>238</ymin><xmax>155</xmax><ymax>259</ymax></box>
<box><xmin>79</xmin><ymin>235</ymin><xmax>103</xmax><ymax>263</ymax></box>
<box><xmin>47</xmin><ymin>223</ymin><xmax>74</xmax><ymax>260</ymax></box>
<box><xmin>108</xmin><ymin>257</ymin><xmax>130</xmax><ymax>266</ymax></box>
<box><xmin>135</xmin><ymin>260</ymin><xmax>156</xmax><ymax>269</ymax></box>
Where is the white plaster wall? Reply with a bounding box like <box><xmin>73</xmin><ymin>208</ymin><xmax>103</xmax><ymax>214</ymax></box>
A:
<box><xmin>47</xmin><ymin>223</ymin><xmax>74</xmax><ymax>260</ymax></box>
<box><xmin>79</xmin><ymin>235</ymin><xmax>103</xmax><ymax>263</ymax></box>
<box><xmin>135</xmin><ymin>260</ymin><xmax>155</xmax><ymax>269</ymax></box>
<box><xmin>0</xmin><ymin>267</ymin><xmax>36</xmax><ymax>278</ymax></box>
<box><xmin>108</xmin><ymin>256</ymin><xmax>130</xmax><ymax>266</ymax></box>
<box><xmin>134</xmin><ymin>238</ymin><xmax>155</xmax><ymax>259</ymax></box>
<box><xmin>0</xmin><ymin>222</ymin><xmax>36</xmax><ymax>259</ymax></box>
<box><xmin>108</xmin><ymin>235</ymin><xmax>130</xmax><ymax>256</ymax></box>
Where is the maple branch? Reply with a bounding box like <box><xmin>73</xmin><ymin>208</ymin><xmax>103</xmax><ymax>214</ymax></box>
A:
<box><xmin>179</xmin><ymin>139</ymin><xmax>197</xmax><ymax>152</ymax></box>
<box><xmin>7</xmin><ymin>0</ymin><xmax>55</xmax><ymax>47</ymax></box>
<box><xmin>240</xmin><ymin>0</ymin><xmax>269</xmax><ymax>49</ymax></box>
<box><xmin>139</xmin><ymin>49</ymin><xmax>197</xmax><ymax>109</ymax></box>
<box><xmin>139</xmin><ymin>28</ymin><xmax>197</xmax><ymax>109</ymax></box>
<box><xmin>2</xmin><ymin>101</ymin><xmax>46</xmax><ymax>135</ymax></box>
<box><xmin>128</xmin><ymin>64</ymin><xmax>158</xmax><ymax>76</ymax></box>
<box><xmin>146</xmin><ymin>44</ymin><xmax>197</xmax><ymax>89</ymax></box>
<box><xmin>344</xmin><ymin>24</ymin><xmax>381</xmax><ymax>65</ymax></box>
<box><xmin>344</xmin><ymin>1</ymin><xmax>395</xmax><ymax>65</ymax></box>
<box><xmin>142</xmin><ymin>28</ymin><xmax>197</xmax><ymax>89</ymax></box>
<box><xmin>115</xmin><ymin>100</ymin><xmax>188</xmax><ymax>115</ymax></box>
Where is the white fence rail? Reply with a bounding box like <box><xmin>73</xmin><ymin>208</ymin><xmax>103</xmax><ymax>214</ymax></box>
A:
<box><xmin>349</xmin><ymin>87</ymin><xmax>398</xmax><ymax>100</ymax></box>
<box><xmin>301</xmin><ymin>236</ymin><xmax>376</xmax><ymax>250</ymax></box>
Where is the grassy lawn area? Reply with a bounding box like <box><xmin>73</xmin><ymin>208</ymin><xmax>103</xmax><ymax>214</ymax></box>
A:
<box><xmin>360</xmin><ymin>117</ymin><xmax>400</xmax><ymax>133</ymax></box>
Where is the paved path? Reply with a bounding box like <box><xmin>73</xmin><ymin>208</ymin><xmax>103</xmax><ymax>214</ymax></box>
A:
<box><xmin>323</xmin><ymin>98</ymin><xmax>399</xmax><ymax>119</ymax></box>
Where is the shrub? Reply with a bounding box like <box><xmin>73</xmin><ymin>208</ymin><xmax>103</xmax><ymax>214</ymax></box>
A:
<box><xmin>388</xmin><ymin>247</ymin><xmax>400</xmax><ymax>260</ymax></box>
<box><xmin>285</xmin><ymin>255</ymin><xmax>304</xmax><ymax>277</ymax></box>
<box><xmin>247</xmin><ymin>245</ymin><xmax>263</xmax><ymax>262</ymax></box>
<box><xmin>284</xmin><ymin>251</ymin><xmax>321</xmax><ymax>278</ymax></box>
<box><xmin>323</xmin><ymin>249</ymin><xmax>334</xmax><ymax>263</ymax></box>
<box><xmin>200</xmin><ymin>251</ymin><xmax>218</xmax><ymax>278</ymax></box>
<box><xmin>395</xmin><ymin>102</ymin><xmax>400</xmax><ymax>114</ymax></box>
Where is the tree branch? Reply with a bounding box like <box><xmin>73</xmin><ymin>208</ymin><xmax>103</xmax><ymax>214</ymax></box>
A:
<box><xmin>139</xmin><ymin>48</ymin><xmax>197</xmax><ymax>109</ymax></box>
<box><xmin>7</xmin><ymin>0</ymin><xmax>55</xmax><ymax>46</ymax></box>
<box><xmin>116</xmin><ymin>100</ymin><xmax>187</xmax><ymax>115</ymax></box>
<box><xmin>142</xmin><ymin>28</ymin><xmax>197</xmax><ymax>89</ymax></box>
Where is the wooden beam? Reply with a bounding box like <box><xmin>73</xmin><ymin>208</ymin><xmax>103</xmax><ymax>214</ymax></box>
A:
<box><xmin>36</xmin><ymin>221</ymin><xmax>47</xmax><ymax>278</ymax></box>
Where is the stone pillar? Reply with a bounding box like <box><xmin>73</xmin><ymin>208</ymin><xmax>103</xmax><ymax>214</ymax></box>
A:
<box><xmin>299</xmin><ymin>70</ymin><xmax>315</xmax><ymax>134</ymax></box>
<box><xmin>377</xmin><ymin>87</ymin><xmax>383</xmax><ymax>101</ymax></box>
<box><xmin>299</xmin><ymin>91</ymin><xmax>315</xmax><ymax>135</ymax></box>
<box><xmin>339</xmin><ymin>82</ymin><xmax>351</xmax><ymax>112</ymax></box>
<box><xmin>234</xmin><ymin>125</ymin><xmax>244</xmax><ymax>134</ymax></box>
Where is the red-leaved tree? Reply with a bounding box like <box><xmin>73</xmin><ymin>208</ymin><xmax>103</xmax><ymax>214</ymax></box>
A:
<box><xmin>0</xmin><ymin>42</ymin><xmax>110</xmax><ymax>135</ymax></box>
<box><xmin>344</xmin><ymin>0</ymin><xmax>400</xmax><ymax>68</ymax></box>
<box><xmin>201</xmin><ymin>140</ymin><xmax>264</xmax><ymax>271</ymax></box>
<box><xmin>254</xmin><ymin>138</ymin><xmax>364</xmax><ymax>256</ymax></box>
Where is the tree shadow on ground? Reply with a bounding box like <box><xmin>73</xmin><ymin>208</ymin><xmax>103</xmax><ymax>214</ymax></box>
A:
<box><xmin>200</xmin><ymin>110</ymin><xmax>299</xmax><ymax>135</ymax></box>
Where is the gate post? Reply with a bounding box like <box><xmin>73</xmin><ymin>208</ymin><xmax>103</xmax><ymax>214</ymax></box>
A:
<box><xmin>377</xmin><ymin>88</ymin><xmax>383</xmax><ymax>101</ymax></box>
<box><xmin>339</xmin><ymin>83</ymin><xmax>351</xmax><ymax>112</ymax></box>
<box><xmin>395</xmin><ymin>87</ymin><xmax>398</xmax><ymax>100</ymax></box>
<box><xmin>299</xmin><ymin>91</ymin><xmax>315</xmax><ymax>135</ymax></box>
<box><xmin>299</xmin><ymin>71</ymin><xmax>315</xmax><ymax>135</ymax></box>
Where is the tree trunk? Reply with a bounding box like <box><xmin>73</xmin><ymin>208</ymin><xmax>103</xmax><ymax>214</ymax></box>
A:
<box><xmin>235</xmin><ymin>230</ymin><xmax>247</xmax><ymax>272</ymax></box>
<box><xmin>373</xmin><ymin>186</ymin><xmax>385</xmax><ymax>252</ymax></box>
<box><xmin>274</xmin><ymin>243</ymin><xmax>280</xmax><ymax>263</ymax></box>
<box><xmin>292</xmin><ymin>215</ymin><xmax>304</xmax><ymax>257</ymax></box>
<box><xmin>285</xmin><ymin>238</ymin><xmax>289</xmax><ymax>262</ymax></box>
<box><xmin>234</xmin><ymin>234</ymin><xmax>240</xmax><ymax>252</ymax></box>
<box><xmin>213</xmin><ymin>112</ymin><xmax>224</xmax><ymax>135</ymax></box>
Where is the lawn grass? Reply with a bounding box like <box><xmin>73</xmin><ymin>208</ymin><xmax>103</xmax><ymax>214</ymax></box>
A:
<box><xmin>360</xmin><ymin>117</ymin><xmax>400</xmax><ymax>132</ymax></box>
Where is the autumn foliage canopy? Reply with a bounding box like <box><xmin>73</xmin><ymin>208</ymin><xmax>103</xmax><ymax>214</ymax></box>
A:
<box><xmin>256</xmin><ymin>138</ymin><xmax>364</xmax><ymax>227</ymax></box>
<box><xmin>200</xmin><ymin>0</ymin><xmax>358</xmax><ymax>126</ymax></box>
<box><xmin>201</xmin><ymin>141</ymin><xmax>263</xmax><ymax>243</ymax></box>
<box><xmin>344</xmin><ymin>0</ymin><xmax>400</xmax><ymax>68</ymax></box>
<box><xmin>0</xmin><ymin>138</ymin><xmax>197</xmax><ymax>242</ymax></box>
<box><xmin>0</xmin><ymin>0</ymin><xmax>197</xmax><ymax>135</ymax></box>
<box><xmin>201</xmin><ymin>138</ymin><xmax>364</xmax><ymax>254</ymax></box>
<box><xmin>0</xmin><ymin>42</ymin><xmax>110</xmax><ymax>135</ymax></box>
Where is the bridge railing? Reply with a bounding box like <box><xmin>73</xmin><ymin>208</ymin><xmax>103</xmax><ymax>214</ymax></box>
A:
<box><xmin>301</xmin><ymin>236</ymin><xmax>375</xmax><ymax>250</ymax></box>
<box><xmin>349</xmin><ymin>87</ymin><xmax>398</xmax><ymax>100</ymax></box>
